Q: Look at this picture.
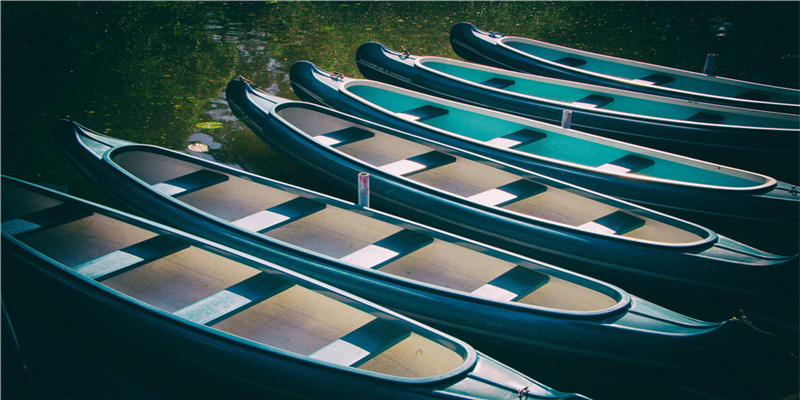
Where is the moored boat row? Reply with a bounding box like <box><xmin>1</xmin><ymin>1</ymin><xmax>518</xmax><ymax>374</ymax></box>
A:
<box><xmin>287</xmin><ymin>60</ymin><xmax>799</xmax><ymax>246</ymax></box>
<box><xmin>354</xmin><ymin>41</ymin><xmax>800</xmax><ymax>183</ymax></box>
<box><xmin>4</xmin><ymin>20</ymin><xmax>798</xmax><ymax>400</ymax></box>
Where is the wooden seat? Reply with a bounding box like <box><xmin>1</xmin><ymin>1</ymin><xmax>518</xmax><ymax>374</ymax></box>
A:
<box><xmin>687</xmin><ymin>112</ymin><xmax>725</xmax><ymax>124</ymax></box>
<box><xmin>314</xmin><ymin>127</ymin><xmax>375</xmax><ymax>147</ymax></box>
<box><xmin>340</xmin><ymin>229</ymin><xmax>433</xmax><ymax>269</ymax></box>
<box><xmin>631</xmin><ymin>74</ymin><xmax>675</xmax><ymax>86</ymax></box>
<box><xmin>471</xmin><ymin>266</ymin><xmax>550</xmax><ymax>302</ymax></box>
<box><xmin>597</xmin><ymin>154</ymin><xmax>654</xmax><ymax>174</ymax></box>
<box><xmin>173</xmin><ymin>272</ymin><xmax>293</xmax><ymax>326</ymax></box>
<box><xmin>2</xmin><ymin>203</ymin><xmax>93</xmax><ymax>236</ymax></box>
<box><xmin>73</xmin><ymin>235</ymin><xmax>188</xmax><ymax>280</ymax></box>
<box><xmin>481</xmin><ymin>77</ymin><xmax>515</xmax><ymax>90</ymax></box>
<box><xmin>309</xmin><ymin>318</ymin><xmax>410</xmax><ymax>367</ymax></box>
<box><xmin>555</xmin><ymin>57</ymin><xmax>587</xmax><ymax>67</ymax></box>
<box><xmin>572</xmin><ymin>94</ymin><xmax>614</xmax><ymax>109</ymax></box>
<box><xmin>379</xmin><ymin>151</ymin><xmax>457</xmax><ymax>176</ymax></box>
<box><xmin>397</xmin><ymin>105</ymin><xmax>449</xmax><ymax>122</ymax></box>
<box><xmin>578</xmin><ymin>211</ymin><xmax>644</xmax><ymax>235</ymax></box>
<box><xmin>152</xmin><ymin>169</ymin><xmax>229</xmax><ymax>197</ymax></box>
<box><xmin>485</xmin><ymin>128</ymin><xmax>547</xmax><ymax>149</ymax></box>
<box><xmin>735</xmin><ymin>91</ymin><xmax>770</xmax><ymax>101</ymax></box>
<box><xmin>468</xmin><ymin>179</ymin><xmax>547</xmax><ymax>207</ymax></box>
<box><xmin>232</xmin><ymin>197</ymin><xmax>326</xmax><ymax>233</ymax></box>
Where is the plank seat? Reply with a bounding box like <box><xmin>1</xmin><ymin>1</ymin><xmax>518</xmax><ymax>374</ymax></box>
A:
<box><xmin>555</xmin><ymin>57</ymin><xmax>587</xmax><ymax>67</ymax></box>
<box><xmin>340</xmin><ymin>229</ymin><xmax>433</xmax><ymax>269</ymax></box>
<box><xmin>2</xmin><ymin>203</ymin><xmax>94</xmax><ymax>236</ymax></box>
<box><xmin>379</xmin><ymin>151</ymin><xmax>457</xmax><ymax>176</ymax></box>
<box><xmin>485</xmin><ymin>128</ymin><xmax>547</xmax><ymax>149</ymax></box>
<box><xmin>471</xmin><ymin>266</ymin><xmax>550</xmax><ymax>302</ymax></box>
<box><xmin>687</xmin><ymin>112</ymin><xmax>725</xmax><ymax>124</ymax></box>
<box><xmin>173</xmin><ymin>272</ymin><xmax>293</xmax><ymax>326</ymax></box>
<box><xmin>468</xmin><ymin>179</ymin><xmax>547</xmax><ymax>207</ymax></box>
<box><xmin>481</xmin><ymin>77</ymin><xmax>516</xmax><ymax>90</ymax></box>
<box><xmin>735</xmin><ymin>91</ymin><xmax>770</xmax><ymax>101</ymax></box>
<box><xmin>232</xmin><ymin>197</ymin><xmax>326</xmax><ymax>233</ymax></box>
<box><xmin>309</xmin><ymin>318</ymin><xmax>410</xmax><ymax>367</ymax></box>
<box><xmin>152</xmin><ymin>169</ymin><xmax>229</xmax><ymax>197</ymax></box>
<box><xmin>631</xmin><ymin>74</ymin><xmax>675</xmax><ymax>86</ymax></box>
<box><xmin>596</xmin><ymin>154</ymin><xmax>654</xmax><ymax>174</ymax></box>
<box><xmin>572</xmin><ymin>94</ymin><xmax>614</xmax><ymax>109</ymax></box>
<box><xmin>73</xmin><ymin>235</ymin><xmax>188</xmax><ymax>280</ymax></box>
<box><xmin>397</xmin><ymin>105</ymin><xmax>449</xmax><ymax>122</ymax></box>
<box><xmin>314</xmin><ymin>127</ymin><xmax>375</xmax><ymax>147</ymax></box>
<box><xmin>578</xmin><ymin>211</ymin><xmax>645</xmax><ymax>235</ymax></box>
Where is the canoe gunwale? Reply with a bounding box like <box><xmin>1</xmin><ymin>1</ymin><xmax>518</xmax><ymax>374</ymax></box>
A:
<box><xmin>269</xmin><ymin>76</ymin><xmax>718</xmax><ymax>249</ymax></box>
<box><xmin>496</xmin><ymin>36</ymin><xmax>800</xmax><ymax>103</ymax></box>
<box><xmin>1</xmin><ymin>175</ymin><xmax>483</xmax><ymax>386</ymax></box>
<box><xmin>456</xmin><ymin>22</ymin><xmax>800</xmax><ymax>114</ymax></box>
<box><xmin>67</xmin><ymin>121</ymin><xmax>635</xmax><ymax>320</ymax></box>
<box><xmin>413</xmin><ymin>55</ymin><xmax>800</xmax><ymax>131</ymax></box>
<box><xmin>336</xmin><ymin>78</ymin><xmax>779</xmax><ymax>194</ymax></box>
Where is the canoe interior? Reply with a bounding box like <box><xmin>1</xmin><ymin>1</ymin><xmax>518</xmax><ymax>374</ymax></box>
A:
<box><xmin>1</xmin><ymin>180</ymin><xmax>467</xmax><ymax>379</ymax></box>
<box><xmin>272</xmin><ymin>105</ymin><xmax>707</xmax><ymax>246</ymax></box>
<box><xmin>342</xmin><ymin>81</ymin><xmax>772</xmax><ymax>189</ymax></box>
<box><xmin>500</xmin><ymin>37</ymin><xmax>800</xmax><ymax>105</ymax></box>
<box><xmin>109</xmin><ymin>148</ymin><xmax>622</xmax><ymax>312</ymax></box>
<box><xmin>417</xmin><ymin>58</ymin><xmax>798</xmax><ymax>129</ymax></box>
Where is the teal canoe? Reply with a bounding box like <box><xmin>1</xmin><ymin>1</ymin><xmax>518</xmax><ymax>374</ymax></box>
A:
<box><xmin>3</xmin><ymin>175</ymin><xmax>583</xmax><ymax>400</ymax></box>
<box><xmin>450</xmin><ymin>22</ymin><xmax>800</xmax><ymax>114</ymax></box>
<box><xmin>53</xmin><ymin>117</ymin><xmax>797</xmax><ymax>397</ymax></box>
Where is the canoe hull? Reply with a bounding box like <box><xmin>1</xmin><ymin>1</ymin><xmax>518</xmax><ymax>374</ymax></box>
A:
<box><xmin>54</xmin><ymin>116</ymin><xmax>798</xmax><ymax>396</ymax></box>
<box><xmin>253</xmin><ymin>77</ymin><xmax>798</xmax><ymax>322</ymax></box>
<box><xmin>449</xmin><ymin>22</ymin><xmax>800</xmax><ymax>114</ymax></box>
<box><xmin>355</xmin><ymin>42</ymin><xmax>800</xmax><ymax>183</ymax></box>
<box><xmin>288</xmin><ymin>60</ymin><xmax>799</xmax><ymax>252</ymax></box>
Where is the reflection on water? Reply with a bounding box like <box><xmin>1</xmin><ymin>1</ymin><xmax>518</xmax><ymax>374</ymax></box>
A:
<box><xmin>1</xmin><ymin>2</ymin><xmax>798</xmax><ymax>397</ymax></box>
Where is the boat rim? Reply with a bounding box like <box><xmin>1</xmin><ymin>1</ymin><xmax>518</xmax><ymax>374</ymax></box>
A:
<box><xmin>98</xmin><ymin>137</ymin><xmax>635</xmax><ymax>319</ymax></box>
<box><xmin>411</xmin><ymin>55</ymin><xmax>800</xmax><ymax>131</ymax></box>
<box><xmin>247</xmin><ymin>82</ymin><xmax>718</xmax><ymax>249</ymax></box>
<box><xmin>337</xmin><ymin>78</ymin><xmax>779</xmax><ymax>193</ymax></box>
<box><xmin>65</xmin><ymin>119</ymin><xmax>636</xmax><ymax>318</ymax></box>
<box><xmin>493</xmin><ymin>34</ymin><xmax>800</xmax><ymax>104</ymax></box>
<box><xmin>2</xmin><ymin>174</ymin><xmax>481</xmax><ymax>385</ymax></box>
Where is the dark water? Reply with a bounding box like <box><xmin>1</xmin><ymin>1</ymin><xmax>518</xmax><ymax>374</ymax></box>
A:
<box><xmin>2</xmin><ymin>2</ymin><xmax>798</xmax><ymax>399</ymax></box>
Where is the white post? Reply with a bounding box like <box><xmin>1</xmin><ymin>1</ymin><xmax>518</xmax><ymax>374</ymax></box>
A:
<box><xmin>357</xmin><ymin>172</ymin><xmax>370</xmax><ymax>207</ymax></box>
<box><xmin>561</xmin><ymin>110</ymin><xmax>572</xmax><ymax>129</ymax></box>
<box><xmin>703</xmin><ymin>54</ymin><xmax>717</xmax><ymax>76</ymax></box>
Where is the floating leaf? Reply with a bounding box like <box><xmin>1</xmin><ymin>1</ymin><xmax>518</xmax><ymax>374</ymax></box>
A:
<box><xmin>188</xmin><ymin>142</ymin><xmax>209</xmax><ymax>153</ymax></box>
<box><xmin>195</xmin><ymin>121</ymin><xmax>223</xmax><ymax>130</ymax></box>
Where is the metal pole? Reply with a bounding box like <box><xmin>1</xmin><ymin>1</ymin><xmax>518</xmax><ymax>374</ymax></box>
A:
<box><xmin>561</xmin><ymin>110</ymin><xmax>572</xmax><ymax>129</ymax></box>
<box><xmin>357</xmin><ymin>172</ymin><xmax>370</xmax><ymax>207</ymax></box>
<box><xmin>703</xmin><ymin>54</ymin><xmax>717</xmax><ymax>76</ymax></box>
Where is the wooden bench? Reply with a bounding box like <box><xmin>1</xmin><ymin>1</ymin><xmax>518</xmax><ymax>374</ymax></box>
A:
<box><xmin>314</xmin><ymin>126</ymin><xmax>375</xmax><ymax>147</ymax></box>
<box><xmin>232</xmin><ymin>197</ymin><xmax>326</xmax><ymax>233</ymax></box>
<box><xmin>578</xmin><ymin>211</ymin><xmax>645</xmax><ymax>235</ymax></box>
<box><xmin>2</xmin><ymin>203</ymin><xmax>94</xmax><ymax>236</ymax></box>
<box><xmin>467</xmin><ymin>179</ymin><xmax>547</xmax><ymax>207</ymax></box>
<box><xmin>309</xmin><ymin>318</ymin><xmax>410</xmax><ymax>367</ymax></box>
<box><xmin>173</xmin><ymin>272</ymin><xmax>293</xmax><ymax>326</ymax></box>
<box><xmin>485</xmin><ymin>128</ymin><xmax>547</xmax><ymax>149</ymax></box>
<box><xmin>73</xmin><ymin>235</ymin><xmax>189</xmax><ymax>280</ymax></box>
<box><xmin>471</xmin><ymin>266</ymin><xmax>550</xmax><ymax>302</ymax></box>
<box><xmin>340</xmin><ymin>229</ymin><xmax>433</xmax><ymax>269</ymax></box>
<box><xmin>152</xmin><ymin>169</ymin><xmax>229</xmax><ymax>197</ymax></box>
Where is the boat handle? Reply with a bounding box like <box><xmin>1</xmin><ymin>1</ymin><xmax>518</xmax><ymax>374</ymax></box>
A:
<box><xmin>399</xmin><ymin>45</ymin><xmax>410</xmax><ymax>60</ymax></box>
<box><xmin>358</xmin><ymin>172</ymin><xmax>370</xmax><ymax>207</ymax></box>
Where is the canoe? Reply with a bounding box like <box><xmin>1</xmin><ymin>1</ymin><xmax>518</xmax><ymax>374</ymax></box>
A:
<box><xmin>450</xmin><ymin>22</ymin><xmax>800</xmax><ymax>115</ymax></box>
<box><xmin>2</xmin><ymin>175</ymin><xmax>583</xmax><ymax>400</ymax></box>
<box><xmin>249</xmin><ymin>75</ymin><xmax>796</xmax><ymax>322</ymax></box>
<box><xmin>354</xmin><ymin>42</ymin><xmax>800</xmax><ymax>183</ymax></box>
<box><xmin>55</xmin><ymin>118</ymin><xmax>795</xmax><ymax>396</ymax></box>
<box><xmin>287</xmin><ymin>60</ymin><xmax>799</xmax><ymax>248</ymax></box>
